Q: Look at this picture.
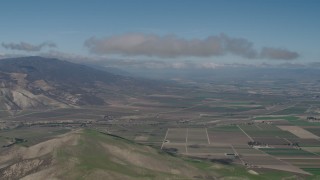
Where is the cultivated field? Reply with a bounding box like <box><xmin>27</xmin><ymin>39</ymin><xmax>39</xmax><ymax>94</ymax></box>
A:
<box><xmin>278</xmin><ymin>126</ymin><xmax>320</xmax><ymax>139</ymax></box>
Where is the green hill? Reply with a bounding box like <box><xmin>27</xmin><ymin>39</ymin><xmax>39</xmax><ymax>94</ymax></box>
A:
<box><xmin>0</xmin><ymin>129</ymin><xmax>311</xmax><ymax>179</ymax></box>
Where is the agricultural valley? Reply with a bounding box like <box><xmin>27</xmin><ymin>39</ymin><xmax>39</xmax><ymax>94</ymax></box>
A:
<box><xmin>0</xmin><ymin>57</ymin><xmax>320</xmax><ymax>179</ymax></box>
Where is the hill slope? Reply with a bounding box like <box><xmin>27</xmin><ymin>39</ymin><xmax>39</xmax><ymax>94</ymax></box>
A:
<box><xmin>0</xmin><ymin>129</ymin><xmax>304</xmax><ymax>180</ymax></box>
<box><xmin>0</xmin><ymin>129</ymin><xmax>214</xmax><ymax>179</ymax></box>
<box><xmin>0</xmin><ymin>56</ymin><xmax>160</xmax><ymax>110</ymax></box>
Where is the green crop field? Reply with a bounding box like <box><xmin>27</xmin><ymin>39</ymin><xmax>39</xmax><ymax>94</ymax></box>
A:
<box><xmin>260</xmin><ymin>148</ymin><xmax>316</xmax><ymax>156</ymax></box>
<box><xmin>305</xmin><ymin>128</ymin><xmax>320</xmax><ymax>137</ymax></box>
<box><xmin>254</xmin><ymin>116</ymin><xmax>300</xmax><ymax>121</ymax></box>
<box><xmin>239</xmin><ymin>124</ymin><xmax>298</xmax><ymax>138</ymax></box>
<box><xmin>208</xmin><ymin>125</ymin><xmax>240</xmax><ymax>132</ymax></box>
<box><xmin>302</xmin><ymin>168</ymin><xmax>320</xmax><ymax>175</ymax></box>
<box><xmin>272</xmin><ymin>107</ymin><xmax>307</xmax><ymax>115</ymax></box>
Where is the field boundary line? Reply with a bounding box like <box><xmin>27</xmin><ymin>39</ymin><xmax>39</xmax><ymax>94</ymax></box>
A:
<box><xmin>205</xmin><ymin>128</ymin><xmax>211</xmax><ymax>144</ymax></box>
<box><xmin>231</xmin><ymin>144</ymin><xmax>245</xmax><ymax>165</ymax></box>
<box><xmin>161</xmin><ymin>128</ymin><xmax>169</xmax><ymax>150</ymax></box>
<box><xmin>186</xmin><ymin>128</ymin><xmax>189</xmax><ymax>154</ymax></box>
<box><xmin>283</xmin><ymin>138</ymin><xmax>292</xmax><ymax>144</ymax></box>
<box><xmin>255</xmin><ymin>124</ymin><xmax>262</xmax><ymax>130</ymax></box>
<box><xmin>237</xmin><ymin>125</ymin><xmax>254</xmax><ymax>142</ymax></box>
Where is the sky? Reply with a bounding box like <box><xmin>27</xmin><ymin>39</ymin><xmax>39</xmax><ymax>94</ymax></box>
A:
<box><xmin>1</xmin><ymin>0</ymin><xmax>320</xmax><ymax>69</ymax></box>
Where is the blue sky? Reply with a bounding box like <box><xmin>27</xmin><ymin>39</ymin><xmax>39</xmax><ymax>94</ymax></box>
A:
<box><xmin>1</xmin><ymin>0</ymin><xmax>320</xmax><ymax>68</ymax></box>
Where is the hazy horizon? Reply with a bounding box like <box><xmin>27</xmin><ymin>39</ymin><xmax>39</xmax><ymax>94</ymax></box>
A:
<box><xmin>1</xmin><ymin>0</ymin><xmax>320</xmax><ymax>71</ymax></box>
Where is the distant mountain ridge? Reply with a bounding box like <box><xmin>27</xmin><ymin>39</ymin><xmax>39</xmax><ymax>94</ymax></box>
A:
<box><xmin>0</xmin><ymin>56</ymin><xmax>120</xmax><ymax>85</ymax></box>
<box><xmin>0</xmin><ymin>56</ymin><xmax>159</xmax><ymax>111</ymax></box>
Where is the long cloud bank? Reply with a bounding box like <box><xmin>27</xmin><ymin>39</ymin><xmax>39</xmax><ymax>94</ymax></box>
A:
<box><xmin>84</xmin><ymin>33</ymin><xmax>299</xmax><ymax>60</ymax></box>
<box><xmin>1</xmin><ymin>41</ymin><xmax>56</xmax><ymax>52</ymax></box>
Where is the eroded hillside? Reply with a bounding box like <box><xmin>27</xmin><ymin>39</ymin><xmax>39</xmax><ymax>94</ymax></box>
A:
<box><xmin>0</xmin><ymin>56</ymin><xmax>163</xmax><ymax>111</ymax></box>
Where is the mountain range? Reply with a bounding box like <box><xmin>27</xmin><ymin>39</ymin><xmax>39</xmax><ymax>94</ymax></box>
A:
<box><xmin>0</xmin><ymin>56</ymin><xmax>159</xmax><ymax>110</ymax></box>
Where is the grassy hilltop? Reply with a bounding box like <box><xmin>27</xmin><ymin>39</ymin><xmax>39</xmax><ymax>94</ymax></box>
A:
<box><xmin>0</xmin><ymin>129</ymin><xmax>312</xmax><ymax>180</ymax></box>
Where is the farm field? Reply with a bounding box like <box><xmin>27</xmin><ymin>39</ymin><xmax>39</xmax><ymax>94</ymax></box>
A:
<box><xmin>283</xmin><ymin>159</ymin><xmax>320</xmax><ymax>168</ymax></box>
<box><xmin>233</xmin><ymin>145</ymin><xmax>266</xmax><ymax>155</ymax></box>
<box><xmin>304</xmin><ymin>127</ymin><xmax>320</xmax><ymax>137</ymax></box>
<box><xmin>288</xmin><ymin>138</ymin><xmax>320</xmax><ymax>147</ymax></box>
<box><xmin>238</xmin><ymin>124</ymin><xmax>298</xmax><ymax>139</ymax></box>
<box><xmin>1</xmin><ymin>77</ymin><xmax>320</xmax><ymax>179</ymax></box>
<box><xmin>158</xmin><ymin>124</ymin><xmax>320</xmax><ymax>177</ymax></box>
<box><xmin>302</xmin><ymin>168</ymin><xmax>320</xmax><ymax>175</ymax></box>
<box><xmin>164</xmin><ymin>128</ymin><xmax>188</xmax><ymax>143</ymax></box>
<box><xmin>302</xmin><ymin>147</ymin><xmax>320</xmax><ymax>153</ymax></box>
<box><xmin>187</xmin><ymin>128</ymin><xmax>209</xmax><ymax>144</ymax></box>
<box><xmin>277</xmin><ymin>126</ymin><xmax>320</xmax><ymax>139</ymax></box>
<box><xmin>187</xmin><ymin>145</ymin><xmax>234</xmax><ymax>155</ymax></box>
<box><xmin>254</xmin><ymin>116</ymin><xmax>320</xmax><ymax>126</ymax></box>
<box><xmin>208</xmin><ymin>125</ymin><xmax>251</xmax><ymax>145</ymax></box>
<box><xmin>260</xmin><ymin>148</ymin><xmax>317</xmax><ymax>157</ymax></box>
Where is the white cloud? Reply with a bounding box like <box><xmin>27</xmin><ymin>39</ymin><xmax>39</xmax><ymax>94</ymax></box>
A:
<box><xmin>1</xmin><ymin>41</ymin><xmax>56</xmax><ymax>52</ymax></box>
<box><xmin>260</xmin><ymin>47</ymin><xmax>299</xmax><ymax>60</ymax></box>
<box><xmin>84</xmin><ymin>33</ymin><xmax>299</xmax><ymax>60</ymax></box>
